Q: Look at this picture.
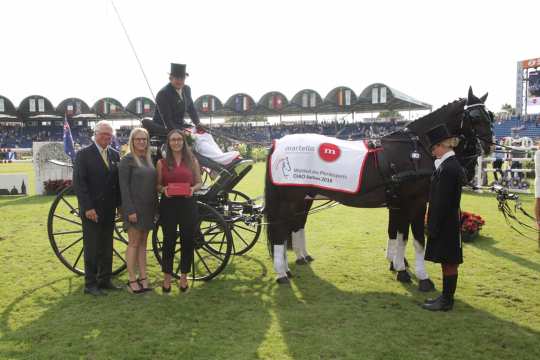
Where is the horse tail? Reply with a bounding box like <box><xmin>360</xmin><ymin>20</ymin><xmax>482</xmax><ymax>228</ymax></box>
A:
<box><xmin>264</xmin><ymin>147</ymin><xmax>280</xmax><ymax>257</ymax></box>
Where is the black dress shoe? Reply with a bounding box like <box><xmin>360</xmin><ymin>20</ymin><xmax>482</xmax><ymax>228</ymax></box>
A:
<box><xmin>424</xmin><ymin>295</ymin><xmax>443</xmax><ymax>305</ymax></box>
<box><xmin>295</xmin><ymin>258</ymin><xmax>309</xmax><ymax>265</ymax></box>
<box><xmin>422</xmin><ymin>296</ymin><xmax>453</xmax><ymax>311</ymax></box>
<box><xmin>84</xmin><ymin>287</ymin><xmax>107</xmax><ymax>296</ymax></box>
<box><xmin>162</xmin><ymin>284</ymin><xmax>171</xmax><ymax>294</ymax></box>
<box><xmin>99</xmin><ymin>282</ymin><xmax>122</xmax><ymax>291</ymax></box>
<box><xmin>286</xmin><ymin>271</ymin><xmax>294</xmax><ymax>278</ymax></box>
<box><xmin>305</xmin><ymin>255</ymin><xmax>315</xmax><ymax>262</ymax></box>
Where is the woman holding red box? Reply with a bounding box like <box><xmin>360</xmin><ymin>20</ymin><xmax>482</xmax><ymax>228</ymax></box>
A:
<box><xmin>157</xmin><ymin>129</ymin><xmax>202</xmax><ymax>293</ymax></box>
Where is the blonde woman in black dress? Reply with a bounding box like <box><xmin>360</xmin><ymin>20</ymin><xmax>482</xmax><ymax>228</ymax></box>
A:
<box><xmin>119</xmin><ymin>128</ymin><xmax>158</xmax><ymax>294</ymax></box>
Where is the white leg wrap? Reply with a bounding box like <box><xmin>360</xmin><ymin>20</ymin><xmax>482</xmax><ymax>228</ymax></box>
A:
<box><xmin>292</xmin><ymin>230</ymin><xmax>304</xmax><ymax>260</ymax></box>
<box><xmin>283</xmin><ymin>240</ymin><xmax>290</xmax><ymax>271</ymax></box>
<box><xmin>413</xmin><ymin>239</ymin><xmax>428</xmax><ymax>280</ymax></box>
<box><xmin>386</xmin><ymin>238</ymin><xmax>397</xmax><ymax>262</ymax></box>
<box><xmin>273</xmin><ymin>245</ymin><xmax>287</xmax><ymax>278</ymax></box>
<box><xmin>393</xmin><ymin>232</ymin><xmax>407</xmax><ymax>271</ymax></box>
<box><xmin>298</xmin><ymin>229</ymin><xmax>308</xmax><ymax>257</ymax></box>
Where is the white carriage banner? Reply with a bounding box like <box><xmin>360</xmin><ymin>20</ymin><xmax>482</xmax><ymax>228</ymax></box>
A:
<box><xmin>270</xmin><ymin>134</ymin><xmax>369</xmax><ymax>193</ymax></box>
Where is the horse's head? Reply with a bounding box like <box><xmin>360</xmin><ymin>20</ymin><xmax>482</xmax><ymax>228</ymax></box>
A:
<box><xmin>462</xmin><ymin>86</ymin><xmax>494</xmax><ymax>155</ymax></box>
<box><xmin>454</xmin><ymin>87</ymin><xmax>494</xmax><ymax>181</ymax></box>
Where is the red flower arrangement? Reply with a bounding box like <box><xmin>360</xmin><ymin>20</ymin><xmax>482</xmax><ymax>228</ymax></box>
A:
<box><xmin>44</xmin><ymin>179</ymin><xmax>72</xmax><ymax>195</ymax></box>
<box><xmin>460</xmin><ymin>211</ymin><xmax>485</xmax><ymax>242</ymax></box>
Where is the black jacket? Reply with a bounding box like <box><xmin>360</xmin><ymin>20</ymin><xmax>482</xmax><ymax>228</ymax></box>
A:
<box><xmin>153</xmin><ymin>83</ymin><xmax>200</xmax><ymax>130</ymax></box>
<box><xmin>73</xmin><ymin>143</ymin><xmax>121</xmax><ymax>221</ymax></box>
<box><xmin>425</xmin><ymin>155</ymin><xmax>467</xmax><ymax>264</ymax></box>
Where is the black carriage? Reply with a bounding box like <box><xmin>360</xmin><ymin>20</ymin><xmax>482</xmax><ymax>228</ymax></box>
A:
<box><xmin>47</xmin><ymin>132</ymin><xmax>264</xmax><ymax>281</ymax></box>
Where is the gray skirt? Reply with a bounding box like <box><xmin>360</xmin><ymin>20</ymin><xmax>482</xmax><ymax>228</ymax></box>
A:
<box><xmin>122</xmin><ymin>204</ymin><xmax>157</xmax><ymax>231</ymax></box>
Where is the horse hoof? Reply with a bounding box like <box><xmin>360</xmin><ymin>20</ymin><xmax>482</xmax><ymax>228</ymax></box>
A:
<box><xmin>276</xmin><ymin>277</ymin><xmax>290</xmax><ymax>285</ymax></box>
<box><xmin>286</xmin><ymin>271</ymin><xmax>294</xmax><ymax>278</ymax></box>
<box><xmin>305</xmin><ymin>255</ymin><xmax>315</xmax><ymax>262</ymax></box>
<box><xmin>418</xmin><ymin>279</ymin><xmax>436</xmax><ymax>292</ymax></box>
<box><xmin>397</xmin><ymin>270</ymin><xmax>412</xmax><ymax>283</ymax></box>
<box><xmin>295</xmin><ymin>258</ymin><xmax>309</xmax><ymax>265</ymax></box>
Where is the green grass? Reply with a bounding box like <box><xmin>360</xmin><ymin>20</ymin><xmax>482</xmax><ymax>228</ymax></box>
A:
<box><xmin>1</xmin><ymin>162</ymin><xmax>540</xmax><ymax>359</ymax></box>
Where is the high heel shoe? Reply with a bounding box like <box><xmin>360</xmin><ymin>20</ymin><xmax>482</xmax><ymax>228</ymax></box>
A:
<box><xmin>138</xmin><ymin>277</ymin><xmax>152</xmax><ymax>292</ymax></box>
<box><xmin>127</xmin><ymin>280</ymin><xmax>144</xmax><ymax>294</ymax></box>
<box><xmin>162</xmin><ymin>281</ymin><xmax>171</xmax><ymax>294</ymax></box>
<box><xmin>178</xmin><ymin>279</ymin><xmax>189</xmax><ymax>293</ymax></box>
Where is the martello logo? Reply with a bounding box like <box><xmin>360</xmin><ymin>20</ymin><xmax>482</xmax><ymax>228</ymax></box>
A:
<box><xmin>318</xmin><ymin>143</ymin><xmax>341</xmax><ymax>162</ymax></box>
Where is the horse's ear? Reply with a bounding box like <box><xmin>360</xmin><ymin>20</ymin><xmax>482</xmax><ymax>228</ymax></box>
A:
<box><xmin>467</xmin><ymin>86</ymin><xmax>475</xmax><ymax>104</ymax></box>
<box><xmin>467</xmin><ymin>86</ymin><xmax>480</xmax><ymax>105</ymax></box>
<box><xmin>479</xmin><ymin>92</ymin><xmax>488</xmax><ymax>103</ymax></box>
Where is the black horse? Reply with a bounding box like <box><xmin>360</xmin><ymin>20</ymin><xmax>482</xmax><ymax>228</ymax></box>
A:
<box><xmin>264</xmin><ymin>87</ymin><xmax>494</xmax><ymax>288</ymax></box>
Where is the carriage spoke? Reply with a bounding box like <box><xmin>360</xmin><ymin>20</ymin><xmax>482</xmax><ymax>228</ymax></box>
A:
<box><xmin>231</xmin><ymin>228</ymin><xmax>250</xmax><ymax>247</ymax></box>
<box><xmin>59</xmin><ymin>236</ymin><xmax>83</xmax><ymax>255</ymax></box>
<box><xmin>194</xmin><ymin>249</ymin><xmax>213</xmax><ymax>274</ymax></box>
<box><xmin>220</xmin><ymin>233</ymin><xmax>227</xmax><ymax>253</ymax></box>
<box><xmin>60</xmin><ymin>196</ymin><xmax>79</xmax><ymax>216</ymax></box>
<box><xmin>233</xmin><ymin>224</ymin><xmax>258</xmax><ymax>234</ymax></box>
<box><xmin>112</xmin><ymin>247</ymin><xmax>126</xmax><ymax>265</ymax></box>
<box><xmin>201</xmin><ymin>244</ymin><xmax>226</xmax><ymax>262</ymax></box>
<box><xmin>202</xmin><ymin>231</ymin><xmax>220</xmax><ymax>244</ymax></box>
<box><xmin>200</xmin><ymin>224</ymin><xmax>220</xmax><ymax>233</ymax></box>
<box><xmin>53</xmin><ymin>229</ymin><xmax>83</xmax><ymax>236</ymax></box>
<box><xmin>53</xmin><ymin>214</ymin><xmax>82</xmax><ymax>226</ymax></box>
<box><xmin>73</xmin><ymin>248</ymin><xmax>84</xmax><ymax>269</ymax></box>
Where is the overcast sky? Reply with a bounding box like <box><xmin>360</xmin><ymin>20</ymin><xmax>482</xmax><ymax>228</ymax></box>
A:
<box><xmin>0</xmin><ymin>0</ymin><xmax>538</xmax><ymax>113</ymax></box>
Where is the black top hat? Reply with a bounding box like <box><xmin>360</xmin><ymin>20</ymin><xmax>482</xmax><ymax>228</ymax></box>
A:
<box><xmin>170</xmin><ymin>63</ymin><xmax>189</xmax><ymax>78</ymax></box>
<box><xmin>426</xmin><ymin>124</ymin><xmax>453</xmax><ymax>149</ymax></box>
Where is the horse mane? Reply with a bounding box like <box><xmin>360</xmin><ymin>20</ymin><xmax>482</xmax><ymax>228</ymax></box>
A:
<box><xmin>406</xmin><ymin>98</ymin><xmax>466</xmax><ymax>135</ymax></box>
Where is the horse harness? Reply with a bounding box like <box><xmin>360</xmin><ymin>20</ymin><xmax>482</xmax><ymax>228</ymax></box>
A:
<box><xmin>374</xmin><ymin>128</ymin><xmax>433</xmax><ymax>209</ymax></box>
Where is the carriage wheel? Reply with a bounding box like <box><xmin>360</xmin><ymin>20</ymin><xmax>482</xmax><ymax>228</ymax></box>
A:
<box><xmin>47</xmin><ymin>186</ymin><xmax>128</xmax><ymax>276</ymax></box>
<box><xmin>151</xmin><ymin>201</ymin><xmax>232</xmax><ymax>281</ymax></box>
<box><xmin>221</xmin><ymin>190</ymin><xmax>262</xmax><ymax>255</ymax></box>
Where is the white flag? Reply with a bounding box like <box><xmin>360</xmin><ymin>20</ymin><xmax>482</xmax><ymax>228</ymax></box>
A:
<box><xmin>371</xmin><ymin>88</ymin><xmax>378</xmax><ymax>104</ymax></box>
<box><xmin>29</xmin><ymin>99</ymin><xmax>36</xmax><ymax>112</ymax></box>
<box><xmin>380</xmin><ymin>87</ymin><xmax>387</xmax><ymax>103</ymax></box>
<box><xmin>38</xmin><ymin>98</ymin><xmax>45</xmax><ymax>112</ymax></box>
<box><xmin>345</xmin><ymin>90</ymin><xmax>351</xmax><ymax>106</ymax></box>
<box><xmin>310</xmin><ymin>93</ymin><xmax>317</xmax><ymax>107</ymax></box>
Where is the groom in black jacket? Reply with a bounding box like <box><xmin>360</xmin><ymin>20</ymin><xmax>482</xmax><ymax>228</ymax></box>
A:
<box><xmin>73</xmin><ymin>120</ymin><xmax>121</xmax><ymax>296</ymax></box>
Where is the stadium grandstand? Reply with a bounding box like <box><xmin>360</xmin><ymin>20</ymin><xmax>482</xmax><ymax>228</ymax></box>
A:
<box><xmin>2</xmin><ymin>83</ymin><xmax>538</xmax><ymax>152</ymax></box>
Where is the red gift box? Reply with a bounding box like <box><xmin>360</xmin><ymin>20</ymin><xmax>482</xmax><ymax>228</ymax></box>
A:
<box><xmin>167</xmin><ymin>182</ymin><xmax>192</xmax><ymax>196</ymax></box>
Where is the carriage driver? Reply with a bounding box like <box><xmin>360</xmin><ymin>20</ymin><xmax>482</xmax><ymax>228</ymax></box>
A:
<box><xmin>144</xmin><ymin>63</ymin><xmax>239</xmax><ymax>171</ymax></box>
<box><xmin>423</xmin><ymin>124</ymin><xmax>467</xmax><ymax>311</ymax></box>
<box><xmin>153</xmin><ymin>63</ymin><xmax>202</xmax><ymax>132</ymax></box>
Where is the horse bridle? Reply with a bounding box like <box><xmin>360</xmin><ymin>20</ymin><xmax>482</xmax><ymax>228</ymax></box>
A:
<box><xmin>457</xmin><ymin>103</ymin><xmax>494</xmax><ymax>170</ymax></box>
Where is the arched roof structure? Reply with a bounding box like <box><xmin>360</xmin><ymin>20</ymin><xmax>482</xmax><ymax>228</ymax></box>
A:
<box><xmin>257</xmin><ymin>91</ymin><xmax>289</xmax><ymax>113</ymax></box>
<box><xmin>0</xmin><ymin>95</ymin><xmax>18</xmax><ymax>121</ymax></box>
<box><xmin>125</xmin><ymin>97</ymin><xmax>155</xmax><ymax>118</ymax></box>
<box><xmin>194</xmin><ymin>94</ymin><xmax>223</xmax><ymax>116</ymax></box>
<box><xmin>223</xmin><ymin>93</ymin><xmax>256</xmax><ymax>116</ymax></box>
<box><xmin>56</xmin><ymin>98</ymin><xmax>92</xmax><ymax>117</ymax></box>
<box><xmin>355</xmin><ymin>83</ymin><xmax>431</xmax><ymax>112</ymax></box>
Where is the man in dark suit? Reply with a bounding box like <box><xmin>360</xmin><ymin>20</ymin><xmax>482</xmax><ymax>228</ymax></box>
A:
<box><xmin>73</xmin><ymin>120</ymin><xmax>122</xmax><ymax>296</ymax></box>
<box><xmin>153</xmin><ymin>63</ymin><xmax>201</xmax><ymax>130</ymax></box>
<box><xmin>423</xmin><ymin>124</ymin><xmax>467</xmax><ymax>311</ymax></box>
